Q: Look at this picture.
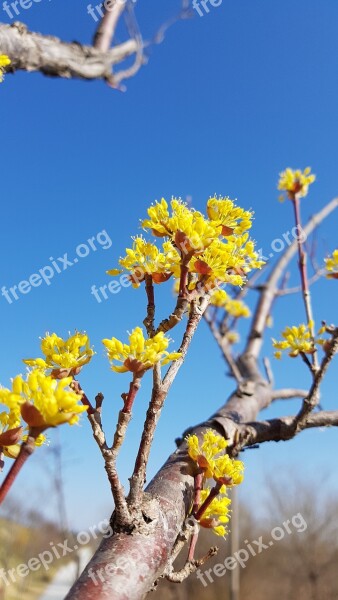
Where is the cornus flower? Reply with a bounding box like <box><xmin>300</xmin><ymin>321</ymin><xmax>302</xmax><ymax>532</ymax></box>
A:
<box><xmin>143</xmin><ymin>198</ymin><xmax>219</xmax><ymax>254</ymax></box>
<box><xmin>0</xmin><ymin>372</ymin><xmax>87</xmax><ymax>428</ymax></box>
<box><xmin>191</xmin><ymin>236</ymin><xmax>263</xmax><ymax>289</ymax></box>
<box><xmin>207</xmin><ymin>196</ymin><xmax>253</xmax><ymax>236</ymax></box>
<box><xmin>278</xmin><ymin>167</ymin><xmax>316</xmax><ymax>201</ymax></box>
<box><xmin>0</xmin><ymin>55</ymin><xmax>10</xmax><ymax>83</ymax></box>
<box><xmin>102</xmin><ymin>327</ymin><xmax>182</xmax><ymax>374</ymax></box>
<box><xmin>23</xmin><ymin>332</ymin><xmax>94</xmax><ymax>376</ymax></box>
<box><xmin>209</xmin><ymin>289</ymin><xmax>251</xmax><ymax>318</ymax></box>
<box><xmin>186</xmin><ymin>429</ymin><xmax>244</xmax><ymax>486</ymax></box>
<box><xmin>272</xmin><ymin>322</ymin><xmax>324</xmax><ymax>359</ymax></box>
<box><xmin>0</xmin><ymin>404</ymin><xmax>23</xmax><ymax>459</ymax></box>
<box><xmin>325</xmin><ymin>249</ymin><xmax>338</xmax><ymax>279</ymax></box>
<box><xmin>196</xmin><ymin>488</ymin><xmax>231</xmax><ymax>537</ymax></box>
<box><xmin>107</xmin><ymin>237</ymin><xmax>181</xmax><ymax>287</ymax></box>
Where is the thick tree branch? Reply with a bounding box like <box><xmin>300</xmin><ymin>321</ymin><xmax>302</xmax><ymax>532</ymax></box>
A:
<box><xmin>0</xmin><ymin>22</ymin><xmax>137</xmax><ymax>81</ymax></box>
<box><xmin>241</xmin><ymin>410</ymin><xmax>338</xmax><ymax>446</ymax></box>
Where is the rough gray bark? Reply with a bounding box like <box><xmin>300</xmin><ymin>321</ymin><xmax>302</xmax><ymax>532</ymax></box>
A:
<box><xmin>0</xmin><ymin>22</ymin><xmax>137</xmax><ymax>80</ymax></box>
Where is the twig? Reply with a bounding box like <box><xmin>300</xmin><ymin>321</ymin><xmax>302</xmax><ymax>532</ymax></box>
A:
<box><xmin>263</xmin><ymin>357</ymin><xmax>274</xmax><ymax>386</ymax></box>
<box><xmin>292</xmin><ymin>195</ymin><xmax>318</xmax><ymax>370</ymax></box>
<box><xmin>143</xmin><ymin>275</ymin><xmax>155</xmax><ymax>336</ymax></box>
<box><xmin>271</xmin><ymin>388</ymin><xmax>308</xmax><ymax>401</ymax></box>
<box><xmin>165</xmin><ymin>547</ymin><xmax>218</xmax><ymax>583</ymax></box>
<box><xmin>204</xmin><ymin>309</ymin><xmax>243</xmax><ymax>384</ymax></box>
<box><xmin>128</xmin><ymin>365</ymin><xmax>164</xmax><ymax>507</ymax></box>
<box><xmin>187</xmin><ymin>473</ymin><xmax>203</xmax><ymax>562</ymax></box>
<box><xmin>294</xmin><ymin>328</ymin><xmax>338</xmax><ymax>432</ymax></box>
<box><xmin>0</xmin><ymin>430</ymin><xmax>42</xmax><ymax>504</ymax></box>
<box><xmin>93</xmin><ymin>0</ymin><xmax>127</xmax><ymax>51</ymax></box>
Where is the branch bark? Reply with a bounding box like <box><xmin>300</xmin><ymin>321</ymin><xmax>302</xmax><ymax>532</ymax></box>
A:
<box><xmin>0</xmin><ymin>22</ymin><xmax>137</xmax><ymax>81</ymax></box>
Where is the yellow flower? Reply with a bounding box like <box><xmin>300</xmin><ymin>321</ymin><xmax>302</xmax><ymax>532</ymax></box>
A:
<box><xmin>272</xmin><ymin>321</ymin><xmax>324</xmax><ymax>358</ymax></box>
<box><xmin>0</xmin><ymin>372</ymin><xmax>87</xmax><ymax>428</ymax></box>
<box><xmin>102</xmin><ymin>327</ymin><xmax>182</xmax><ymax>374</ymax></box>
<box><xmin>23</xmin><ymin>332</ymin><xmax>94</xmax><ymax>375</ymax></box>
<box><xmin>325</xmin><ymin>249</ymin><xmax>338</xmax><ymax>279</ymax></box>
<box><xmin>197</xmin><ymin>488</ymin><xmax>232</xmax><ymax>537</ymax></box>
<box><xmin>209</xmin><ymin>289</ymin><xmax>251</xmax><ymax>318</ymax></box>
<box><xmin>225</xmin><ymin>331</ymin><xmax>240</xmax><ymax>345</ymax></box>
<box><xmin>0</xmin><ymin>55</ymin><xmax>11</xmax><ymax>83</ymax></box>
<box><xmin>207</xmin><ymin>196</ymin><xmax>253</xmax><ymax>236</ymax></box>
<box><xmin>0</xmin><ymin>404</ymin><xmax>23</xmax><ymax>459</ymax></box>
<box><xmin>191</xmin><ymin>236</ymin><xmax>264</xmax><ymax>288</ymax></box>
<box><xmin>107</xmin><ymin>237</ymin><xmax>181</xmax><ymax>287</ymax></box>
<box><xmin>143</xmin><ymin>198</ymin><xmax>219</xmax><ymax>255</ymax></box>
<box><xmin>186</xmin><ymin>429</ymin><xmax>244</xmax><ymax>486</ymax></box>
<box><xmin>278</xmin><ymin>167</ymin><xmax>316</xmax><ymax>200</ymax></box>
<box><xmin>209</xmin><ymin>289</ymin><xmax>229</xmax><ymax>307</ymax></box>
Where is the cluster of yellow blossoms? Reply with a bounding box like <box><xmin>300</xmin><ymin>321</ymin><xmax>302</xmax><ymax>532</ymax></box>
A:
<box><xmin>209</xmin><ymin>289</ymin><xmax>251</xmax><ymax>318</ymax></box>
<box><xmin>23</xmin><ymin>332</ymin><xmax>94</xmax><ymax>375</ymax></box>
<box><xmin>278</xmin><ymin>167</ymin><xmax>316</xmax><ymax>201</ymax></box>
<box><xmin>0</xmin><ymin>332</ymin><xmax>95</xmax><ymax>461</ymax></box>
<box><xmin>186</xmin><ymin>430</ymin><xmax>244</xmax><ymax>537</ymax></box>
<box><xmin>108</xmin><ymin>197</ymin><xmax>263</xmax><ymax>294</ymax></box>
<box><xmin>103</xmin><ymin>327</ymin><xmax>181</xmax><ymax>374</ymax></box>
<box><xmin>325</xmin><ymin>249</ymin><xmax>338</xmax><ymax>280</ymax></box>
<box><xmin>108</xmin><ymin>237</ymin><xmax>181</xmax><ymax>287</ymax></box>
<box><xmin>0</xmin><ymin>55</ymin><xmax>10</xmax><ymax>83</ymax></box>
<box><xmin>272</xmin><ymin>322</ymin><xmax>325</xmax><ymax>359</ymax></box>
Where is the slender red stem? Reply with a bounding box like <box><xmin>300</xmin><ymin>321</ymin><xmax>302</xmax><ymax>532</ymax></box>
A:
<box><xmin>292</xmin><ymin>196</ymin><xmax>318</xmax><ymax>370</ymax></box>
<box><xmin>0</xmin><ymin>436</ymin><xmax>36</xmax><ymax>504</ymax></box>
<box><xmin>188</xmin><ymin>472</ymin><xmax>203</xmax><ymax>561</ymax></box>
<box><xmin>194</xmin><ymin>481</ymin><xmax>222</xmax><ymax>521</ymax></box>
<box><xmin>123</xmin><ymin>377</ymin><xmax>142</xmax><ymax>413</ymax></box>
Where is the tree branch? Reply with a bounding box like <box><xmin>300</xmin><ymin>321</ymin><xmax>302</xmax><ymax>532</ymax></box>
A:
<box><xmin>244</xmin><ymin>198</ymin><xmax>338</xmax><ymax>360</ymax></box>
<box><xmin>0</xmin><ymin>21</ymin><xmax>137</xmax><ymax>81</ymax></box>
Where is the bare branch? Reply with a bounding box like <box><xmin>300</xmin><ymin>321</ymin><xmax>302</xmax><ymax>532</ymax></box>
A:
<box><xmin>241</xmin><ymin>410</ymin><xmax>338</xmax><ymax>447</ymax></box>
<box><xmin>203</xmin><ymin>308</ymin><xmax>243</xmax><ymax>383</ymax></box>
<box><xmin>271</xmin><ymin>388</ymin><xmax>308</xmax><ymax>401</ymax></box>
<box><xmin>93</xmin><ymin>0</ymin><xmax>127</xmax><ymax>52</ymax></box>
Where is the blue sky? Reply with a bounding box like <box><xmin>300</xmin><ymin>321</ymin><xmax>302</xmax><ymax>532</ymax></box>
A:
<box><xmin>1</xmin><ymin>0</ymin><xmax>338</xmax><ymax>530</ymax></box>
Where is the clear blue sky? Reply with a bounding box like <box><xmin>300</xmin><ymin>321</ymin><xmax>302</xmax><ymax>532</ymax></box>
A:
<box><xmin>1</xmin><ymin>0</ymin><xmax>338</xmax><ymax>530</ymax></box>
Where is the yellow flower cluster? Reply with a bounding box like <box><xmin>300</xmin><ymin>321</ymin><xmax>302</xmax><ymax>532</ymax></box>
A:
<box><xmin>325</xmin><ymin>249</ymin><xmax>338</xmax><ymax>279</ymax></box>
<box><xmin>0</xmin><ymin>55</ymin><xmax>10</xmax><ymax>83</ymax></box>
<box><xmin>109</xmin><ymin>197</ymin><xmax>262</xmax><ymax>296</ymax></box>
<box><xmin>143</xmin><ymin>198</ymin><xmax>218</xmax><ymax>253</ymax></box>
<box><xmin>209</xmin><ymin>289</ymin><xmax>251</xmax><ymax>318</ymax></box>
<box><xmin>198</xmin><ymin>488</ymin><xmax>231</xmax><ymax>537</ymax></box>
<box><xmin>207</xmin><ymin>197</ymin><xmax>252</xmax><ymax>236</ymax></box>
<box><xmin>186</xmin><ymin>430</ymin><xmax>244</xmax><ymax>537</ymax></box>
<box><xmin>272</xmin><ymin>322</ymin><xmax>324</xmax><ymax>359</ymax></box>
<box><xmin>0</xmin><ymin>371</ymin><xmax>87</xmax><ymax>429</ymax></box>
<box><xmin>107</xmin><ymin>236</ymin><xmax>181</xmax><ymax>287</ymax></box>
<box><xmin>23</xmin><ymin>332</ymin><xmax>94</xmax><ymax>375</ymax></box>
<box><xmin>278</xmin><ymin>167</ymin><xmax>316</xmax><ymax>201</ymax></box>
<box><xmin>103</xmin><ymin>327</ymin><xmax>181</xmax><ymax>374</ymax></box>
